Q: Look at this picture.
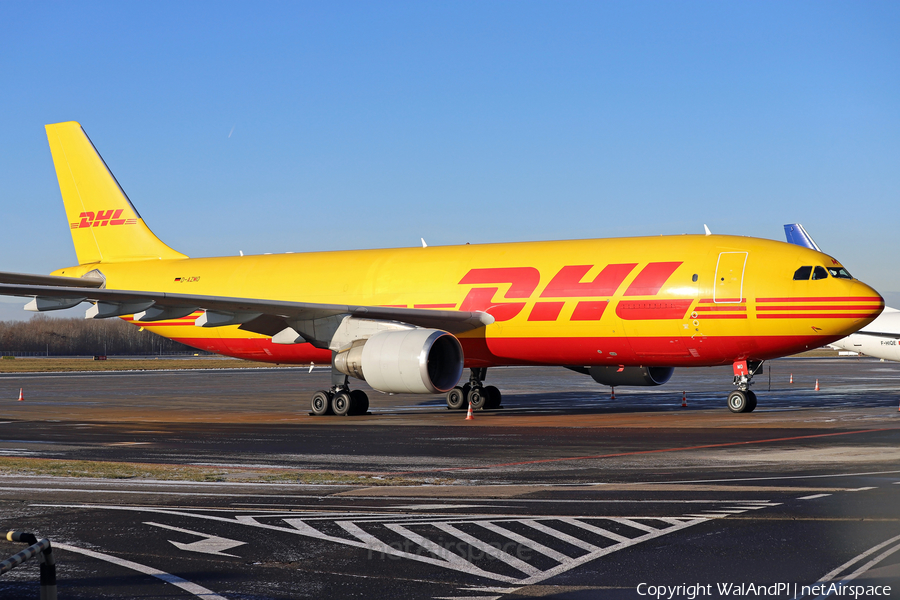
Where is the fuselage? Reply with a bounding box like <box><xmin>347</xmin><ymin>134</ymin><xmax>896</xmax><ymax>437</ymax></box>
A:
<box><xmin>53</xmin><ymin>234</ymin><xmax>883</xmax><ymax>368</ymax></box>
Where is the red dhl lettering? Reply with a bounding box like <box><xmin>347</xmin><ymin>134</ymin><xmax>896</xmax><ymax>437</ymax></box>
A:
<box><xmin>71</xmin><ymin>209</ymin><xmax>135</xmax><ymax>229</ymax></box>
<box><xmin>459</xmin><ymin>262</ymin><xmax>685</xmax><ymax>322</ymax></box>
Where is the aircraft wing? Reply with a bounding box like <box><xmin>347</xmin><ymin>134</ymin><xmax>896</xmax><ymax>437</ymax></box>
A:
<box><xmin>0</xmin><ymin>270</ymin><xmax>104</xmax><ymax>288</ymax></box>
<box><xmin>0</xmin><ymin>282</ymin><xmax>494</xmax><ymax>341</ymax></box>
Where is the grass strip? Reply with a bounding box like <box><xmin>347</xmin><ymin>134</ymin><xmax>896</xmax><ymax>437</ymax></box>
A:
<box><xmin>0</xmin><ymin>457</ymin><xmax>446</xmax><ymax>485</ymax></box>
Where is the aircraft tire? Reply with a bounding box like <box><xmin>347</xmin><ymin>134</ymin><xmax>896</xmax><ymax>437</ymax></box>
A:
<box><xmin>311</xmin><ymin>391</ymin><xmax>332</xmax><ymax>416</ymax></box>
<box><xmin>446</xmin><ymin>387</ymin><xmax>466</xmax><ymax>410</ymax></box>
<box><xmin>746</xmin><ymin>390</ymin><xmax>758</xmax><ymax>412</ymax></box>
<box><xmin>350</xmin><ymin>390</ymin><xmax>369</xmax><ymax>415</ymax></box>
<box><xmin>332</xmin><ymin>391</ymin><xmax>352</xmax><ymax>416</ymax></box>
<box><xmin>468</xmin><ymin>387</ymin><xmax>486</xmax><ymax>411</ymax></box>
<box><xmin>484</xmin><ymin>385</ymin><xmax>501</xmax><ymax>409</ymax></box>
<box><xmin>727</xmin><ymin>390</ymin><xmax>751</xmax><ymax>413</ymax></box>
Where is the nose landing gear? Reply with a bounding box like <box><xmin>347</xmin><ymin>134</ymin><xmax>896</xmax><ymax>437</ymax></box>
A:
<box><xmin>729</xmin><ymin>360</ymin><xmax>762</xmax><ymax>413</ymax></box>
<box><xmin>447</xmin><ymin>368</ymin><xmax>502</xmax><ymax>411</ymax></box>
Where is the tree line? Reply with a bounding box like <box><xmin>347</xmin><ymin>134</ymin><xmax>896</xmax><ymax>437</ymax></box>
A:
<box><xmin>0</xmin><ymin>315</ymin><xmax>201</xmax><ymax>356</ymax></box>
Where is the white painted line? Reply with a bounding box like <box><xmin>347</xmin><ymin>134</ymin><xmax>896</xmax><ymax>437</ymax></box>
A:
<box><xmin>144</xmin><ymin>522</ymin><xmax>246</xmax><ymax>557</ymax></box>
<box><xmin>560</xmin><ymin>518</ymin><xmax>631</xmax><ymax>543</ymax></box>
<box><xmin>55</xmin><ymin>542</ymin><xmax>229</xmax><ymax>599</ymax></box>
<box><xmin>814</xmin><ymin>532</ymin><xmax>900</xmax><ymax>585</ymax></box>
<box><xmin>397</xmin><ymin>504</ymin><xmax>487</xmax><ymax>510</ymax></box>
<box><xmin>382</xmin><ymin>523</ymin><xmax>481</xmax><ymax>571</ymax></box>
<box><xmin>431</xmin><ymin>523</ymin><xmax>542</xmax><ymax>576</ymax></box>
<box><xmin>798</xmin><ymin>494</ymin><xmax>831</xmax><ymax>500</ymax></box>
<box><xmin>846</xmin><ymin>487</ymin><xmax>876</xmax><ymax>492</ymax></box>
<box><xmin>707</xmin><ymin>510</ymin><xmax>747</xmax><ymax>514</ymax></box>
<box><xmin>474</xmin><ymin>521</ymin><xmax>572</xmax><ymax>563</ymax></box>
<box><xmin>836</xmin><ymin>541</ymin><xmax>900</xmax><ymax>584</ymax></box>
<box><xmin>519</xmin><ymin>520</ymin><xmax>601</xmax><ymax>552</ymax></box>
<box><xmin>516</xmin><ymin>516</ymin><xmax>707</xmax><ymax>586</ymax></box>
<box><xmin>335</xmin><ymin>521</ymin><xmax>519</xmax><ymax>583</ymax></box>
<box><xmin>604</xmin><ymin>518</ymin><xmax>659</xmax><ymax>533</ymax></box>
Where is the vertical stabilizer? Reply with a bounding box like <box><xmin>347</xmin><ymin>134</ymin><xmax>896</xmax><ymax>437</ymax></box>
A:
<box><xmin>45</xmin><ymin>121</ymin><xmax>187</xmax><ymax>264</ymax></box>
<box><xmin>783</xmin><ymin>224</ymin><xmax>821</xmax><ymax>252</ymax></box>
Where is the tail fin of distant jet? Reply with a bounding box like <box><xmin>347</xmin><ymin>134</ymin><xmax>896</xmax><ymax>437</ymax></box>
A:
<box><xmin>783</xmin><ymin>223</ymin><xmax>821</xmax><ymax>252</ymax></box>
<box><xmin>45</xmin><ymin>121</ymin><xmax>187</xmax><ymax>265</ymax></box>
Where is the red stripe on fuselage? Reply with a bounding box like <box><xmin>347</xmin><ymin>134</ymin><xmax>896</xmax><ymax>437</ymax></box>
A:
<box><xmin>757</xmin><ymin>297</ymin><xmax>883</xmax><ymax>303</ymax></box>
<box><xmin>170</xmin><ymin>333</ymin><xmax>839</xmax><ymax>369</ymax></box>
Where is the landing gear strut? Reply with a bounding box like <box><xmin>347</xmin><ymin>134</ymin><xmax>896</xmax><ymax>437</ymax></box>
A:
<box><xmin>728</xmin><ymin>360</ymin><xmax>761</xmax><ymax>413</ymax></box>
<box><xmin>446</xmin><ymin>368</ymin><xmax>501</xmax><ymax>411</ymax></box>
<box><xmin>310</xmin><ymin>363</ymin><xmax>369</xmax><ymax>416</ymax></box>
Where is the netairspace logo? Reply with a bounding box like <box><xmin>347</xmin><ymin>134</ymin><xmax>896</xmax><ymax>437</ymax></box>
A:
<box><xmin>636</xmin><ymin>582</ymin><xmax>892</xmax><ymax>599</ymax></box>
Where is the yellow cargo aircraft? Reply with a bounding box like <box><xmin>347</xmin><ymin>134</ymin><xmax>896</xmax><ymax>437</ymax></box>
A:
<box><xmin>0</xmin><ymin>122</ymin><xmax>884</xmax><ymax>415</ymax></box>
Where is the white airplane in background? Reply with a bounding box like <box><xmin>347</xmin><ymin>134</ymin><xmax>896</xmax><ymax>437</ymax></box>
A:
<box><xmin>784</xmin><ymin>224</ymin><xmax>900</xmax><ymax>362</ymax></box>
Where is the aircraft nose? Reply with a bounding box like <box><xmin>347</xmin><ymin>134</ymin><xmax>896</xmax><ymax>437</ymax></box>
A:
<box><xmin>851</xmin><ymin>280</ymin><xmax>884</xmax><ymax>321</ymax></box>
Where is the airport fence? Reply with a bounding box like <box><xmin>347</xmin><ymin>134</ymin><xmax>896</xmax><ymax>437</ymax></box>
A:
<box><xmin>0</xmin><ymin>531</ymin><xmax>56</xmax><ymax>599</ymax></box>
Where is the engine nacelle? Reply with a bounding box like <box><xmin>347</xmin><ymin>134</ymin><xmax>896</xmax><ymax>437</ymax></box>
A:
<box><xmin>585</xmin><ymin>365</ymin><xmax>674</xmax><ymax>387</ymax></box>
<box><xmin>333</xmin><ymin>328</ymin><xmax>463</xmax><ymax>394</ymax></box>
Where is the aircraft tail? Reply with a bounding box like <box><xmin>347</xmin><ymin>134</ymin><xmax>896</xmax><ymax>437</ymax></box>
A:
<box><xmin>45</xmin><ymin>121</ymin><xmax>187</xmax><ymax>265</ymax></box>
<box><xmin>783</xmin><ymin>224</ymin><xmax>821</xmax><ymax>252</ymax></box>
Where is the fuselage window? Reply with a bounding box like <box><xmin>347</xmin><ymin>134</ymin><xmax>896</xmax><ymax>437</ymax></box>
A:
<box><xmin>812</xmin><ymin>266</ymin><xmax>829</xmax><ymax>280</ymax></box>
<box><xmin>827</xmin><ymin>266</ymin><xmax>853</xmax><ymax>279</ymax></box>
<box><xmin>692</xmin><ymin>274</ymin><xmax>698</xmax><ymax>282</ymax></box>
<box><xmin>793</xmin><ymin>266</ymin><xmax>812</xmax><ymax>280</ymax></box>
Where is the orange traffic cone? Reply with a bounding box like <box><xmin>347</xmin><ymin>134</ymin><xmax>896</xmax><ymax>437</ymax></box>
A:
<box><xmin>789</xmin><ymin>373</ymin><xmax>793</xmax><ymax>384</ymax></box>
<box><xmin>814</xmin><ymin>379</ymin><xmax>820</xmax><ymax>391</ymax></box>
<box><xmin>465</xmin><ymin>402</ymin><xmax>474</xmax><ymax>420</ymax></box>
<box><xmin>682</xmin><ymin>391</ymin><xmax>687</xmax><ymax>407</ymax></box>
<box><xmin>610</xmin><ymin>386</ymin><xmax>616</xmax><ymax>400</ymax></box>
<box><xmin>17</xmin><ymin>388</ymin><xmax>23</xmax><ymax>402</ymax></box>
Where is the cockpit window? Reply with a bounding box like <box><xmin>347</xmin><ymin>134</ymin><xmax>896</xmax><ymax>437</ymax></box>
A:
<box><xmin>827</xmin><ymin>266</ymin><xmax>853</xmax><ymax>279</ymax></box>
<box><xmin>812</xmin><ymin>266</ymin><xmax>828</xmax><ymax>280</ymax></box>
<box><xmin>793</xmin><ymin>266</ymin><xmax>812</xmax><ymax>280</ymax></box>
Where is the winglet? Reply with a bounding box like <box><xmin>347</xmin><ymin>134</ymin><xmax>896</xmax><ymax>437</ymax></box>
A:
<box><xmin>783</xmin><ymin>224</ymin><xmax>821</xmax><ymax>252</ymax></box>
<box><xmin>703</xmin><ymin>224</ymin><xmax>711</xmax><ymax>236</ymax></box>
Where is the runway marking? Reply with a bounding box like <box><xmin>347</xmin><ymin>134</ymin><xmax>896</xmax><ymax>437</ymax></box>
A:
<box><xmin>395</xmin><ymin>429</ymin><xmax>892</xmax><ymax>475</ymax></box>
<box><xmin>846</xmin><ymin>487</ymin><xmax>876</xmax><ymax>492</ymax></box>
<box><xmin>35</xmin><ymin>503</ymin><xmax>725</xmax><ymax>585</ymax></box>
<box><xmin>55</xmin><ymin>542</ymin><xmax>230</xmax><ymax>599</ymax></box>
<box><xmin>145</xmin><ymin>522</ymin><xmax>246</xmax><ymax>557</ymax></box>
<box><xmin>799</xmin><ymin>494</ymin><xmax>832</xmax><ymax>500</ymax></box>
<box><xmin>805</xmin><ymin>532</ymin><xmax>900</xmax><ymax>599</ymax></box>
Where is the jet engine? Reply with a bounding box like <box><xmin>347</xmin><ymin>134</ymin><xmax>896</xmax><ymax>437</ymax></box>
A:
<box><xmin>333</xmin><ymin>328</ymin><xmax>463</xmax><ymax>394</ymax></box>
<box><xmin>571</xmin><ymin>365</ymin><xmax>674</xmax><ymax>387</ymax></box>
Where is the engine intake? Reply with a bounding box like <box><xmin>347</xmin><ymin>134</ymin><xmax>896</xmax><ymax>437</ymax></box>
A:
<box><xmin>334</xmin><ymin>328</ymin><xmax>463</xmax><ymax>394</ymax></box>
<box><xmin>584</xmin><ymin>365</ymin><xmax>674</xmax><ymax>387</ymax></box>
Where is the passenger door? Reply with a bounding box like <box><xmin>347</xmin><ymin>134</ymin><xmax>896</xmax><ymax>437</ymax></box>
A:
<box><xmin>714</xmin><ymin>252</ymin><xmax>747</xmax><ymax>303</ymax></box>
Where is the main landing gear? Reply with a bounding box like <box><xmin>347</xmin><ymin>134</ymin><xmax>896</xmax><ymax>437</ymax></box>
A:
<box><xmin>446</xmin><ymin>368</ymin><xmax>502</xmax><ymax>411</ymax></box>
<box><xmin>728</xmin><ymin>359</ymin><xmax>762</xmax><ymax>413</ymax></box>
<box><xmin>310</xmin><ymin>369</ymin><xmax>369</xmax><ymax>417</ymax></box>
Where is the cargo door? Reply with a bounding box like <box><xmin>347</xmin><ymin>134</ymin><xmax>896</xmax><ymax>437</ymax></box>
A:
<box><xmin>714</xmin><ymin>252</ymin><xmax>747</xmax><ymax>303</ymax></box>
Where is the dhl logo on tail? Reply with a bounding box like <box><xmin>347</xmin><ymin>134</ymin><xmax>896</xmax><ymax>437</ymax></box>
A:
<box><xmin>70</xmin><ymin>209</ymin><xmax>138</xmax><ymax>229</ymax></box>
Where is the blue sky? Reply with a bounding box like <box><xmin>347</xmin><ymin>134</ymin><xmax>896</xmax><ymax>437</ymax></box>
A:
<box><xmin>1</xmin><ymin>1</ymin><xmax>898</xmax><ymax>319</ymax></box>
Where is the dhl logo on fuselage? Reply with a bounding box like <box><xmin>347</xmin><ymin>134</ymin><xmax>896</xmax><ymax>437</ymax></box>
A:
<box><xmin>70</xmin><ymin>209</ymin><xmax>138</xmax><ymax>229</ymax></box>
<box><xmin>457</xmin><ymin>262</ymin><xmax>685</xmax><ymax>322</ymax></box>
